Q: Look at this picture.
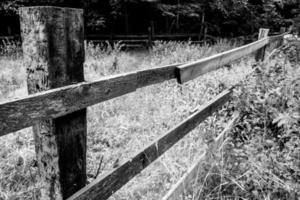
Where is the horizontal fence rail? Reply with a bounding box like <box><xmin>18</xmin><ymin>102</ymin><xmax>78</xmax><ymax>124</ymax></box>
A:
<box><xmin>269</xmin><ymin>32</ymin><xmax>287</xmax><ymax>43</ymax></box>
<box><xmin>0</xmin><ymin>63</ymin><xmax>181</xmax><ymax>136</ymax></box>
<box><xmin>87</xmin><ymin>33</ymin><xmax>201</xmax><ymax>39</ymax></box>
<box><xmin>162</xmin><ymin>113</ymin><xmax>240</xmax><ymax>200</ymax></box>
<box><xmin>67</xmin><ymin>89</ymin><xmax>232</xmax><ymax>200</ymax></box>
<box><xmin>177</xmin><ymin>37</ymin><xmax>270</xmax><ymax>83</ymax></box>
<box><xmin>0</xmin><ymin>36</ymin><xmax>18</xmax><ymax>40</ymax></box>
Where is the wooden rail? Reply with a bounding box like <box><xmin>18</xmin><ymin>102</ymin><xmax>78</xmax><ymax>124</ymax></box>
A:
<box><xmin>0</xmin><ymin>6</ymin><xmax>287</xmax><ymax>199</ymax></box>
<box><xmin>67</xmin><ymin>90</ymin><xmax>231</xmax><ymax>200</ymax></box>
<box><xmin>176</xmin><ymin>30</ymin><xmax>287</xmax><ymax>84</ymax></box>
<box><xmin>0</xmin><ymin>36</ymin><xmax>16</xmax><ymax>40</ymax></box>
<box><xmin>87</xmin><ymin>33</ymin><xmax>203</xmax><ymax>48</ymax></box>
<box><xmin>0</xmin><ymin>63</ymin><xmax>180</xmax><ymax>136</ymax></box>
<box><xmin>87</xmin><ymin>33</ymin><xmax>201</xmax><ymax>41</ymax></box>
<box><xmin>269</xmin><ymin>32</ymin><xmax>288</xmax><ymax>43</ymax></box>
<box><xmin>162</xmin><ymin>114</ymin><xmax>240</xmax><ymax>200</ymax></box>
<box><xmin>176</xmin><ymin>37</ymin><xmax>269</xmax><ymax>83</ymax></box>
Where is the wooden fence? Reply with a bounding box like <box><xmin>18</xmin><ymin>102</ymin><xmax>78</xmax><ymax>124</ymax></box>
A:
<box><xmin>86</xmin><ymin>33</ymin><xmax>218</xmax><ymax>48</ymax></box>
<box><xmin>0</xmin><ymin>6</ymin><xmax>288</xmax><ymax>200</ymax></box>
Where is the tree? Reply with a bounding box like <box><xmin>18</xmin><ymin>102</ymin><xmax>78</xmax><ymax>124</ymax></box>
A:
<box><xmin>0</xmin><ymin>0</ymin><xmax>299</xmax><ymax>37</ymax></box>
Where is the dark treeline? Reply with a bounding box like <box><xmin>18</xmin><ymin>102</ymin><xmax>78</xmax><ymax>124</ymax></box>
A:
<box><xmin>0</xmin><ymin>0</ymin><xmax>299</xmax><ymax>38</ymax></box>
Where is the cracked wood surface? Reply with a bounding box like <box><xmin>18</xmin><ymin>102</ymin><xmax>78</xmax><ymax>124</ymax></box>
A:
<box><xmin>0</xmin><ymin>63</ymin><xmax>179</xmax><ymax>136</ymax></box>
<box><xmin>20</xmin><ymin>6</ymin><xmax>86</xmax><ymax>199</ymax></box>
<box><xmin>177</xmin><ymin>37</ymin><xmax>269</xmax><ymax>83</ymax></box>
<box><xmin>254</xmin><ymin>28</ymin><xmax>269</xmax><ymax>62</ymax></box>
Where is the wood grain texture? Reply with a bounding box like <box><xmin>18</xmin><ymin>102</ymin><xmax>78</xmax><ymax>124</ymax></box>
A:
<box><xmin>255</xmin><ymin>29</ymin><xmax>269</xmax><ymax>62</ymax></box>
<box><xmin>162</xmin><ymin>113</ymin><xmax>240</xmax><ymax>200</ymax></box>
<box><xmin>20</xmin><ymin>6</ymin><xmax>86</xmax><ymax>199</ymax></box>
<box><xmin>176</xmin><ymin>37</ymin><xmax>269</xmax><ymax>83</ymax></box>
<box><xmin>0</xmin><ymin>64</ymin><xmax>179</xmax><ymax>136</ymax></box>
<box><xmin>67</xmin><ymin>89</ymin><xmax>231</xmax><ymax>200</ymax></box>
<box><xmin>269</xmin><ymin>34</ymin><xmax>284</xmax><ymax>43</ymax></box>
<box><xmin>269</xmin><ymin>31</ymin><xmax>288</xmax><ymax>48</ymax></box>
<box><xmin>137</xmin><ymin>63</ymin><xmax>182</xmax><ymax>87</ymax></box>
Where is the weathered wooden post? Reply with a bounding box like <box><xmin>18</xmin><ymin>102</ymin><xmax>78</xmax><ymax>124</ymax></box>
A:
<box><xmin>280</xmin><ymin>27</ymin><xmax>286</xmax><ymax>34</ymax></box>
<box><xmin>255</xmin><ymin>28</ymin><xmax>269</xmax><ymax>62</ymax></box>
<box><xmin>199</xmin><ymin>12</ymin><xmax>205</xmax><ymax>40</ymax></box>
<box><xmin>278</xmin><ymin>27</ymin><xmax>286</xmax><ymax>47</ymax></box>
<box><xmin>204</xmin><ymin>25</ymin><xmax>207</xmax><ymax>44</ymax></box>
<box><xmin>19</xmin><ymin>6</ymin><xmax>86</xmax><ymax>199</ymax></box>
<box><xmin>148</xmin><ymin>26</ymin><xmax>153</xmax><ymax>48</ymax></box>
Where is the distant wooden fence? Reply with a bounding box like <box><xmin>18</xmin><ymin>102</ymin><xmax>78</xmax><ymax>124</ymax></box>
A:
<box><xmin>0</xmin><ymin>6</ymin><xmax>287</xmax><ymax>200</ymax></box>
<box><xmin>0</xmin><ymin>36</ymin><xmax>20</xmax><ymax>47</ymax></box>
<box><xmin>87</xmin><ymin>33</ymin><xmax>212</xmax><ymax>47</ymax></box>
<box><xmin>0</xmin><ymin>33</ymin><xmax>208</xmax><ymax>48</ymax></box>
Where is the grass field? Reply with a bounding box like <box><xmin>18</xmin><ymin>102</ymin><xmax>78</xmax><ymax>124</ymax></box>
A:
<box><xmin>1</xmin><ymin>39</ymin><xmax>299</xmax><ymax>200</ymax></box>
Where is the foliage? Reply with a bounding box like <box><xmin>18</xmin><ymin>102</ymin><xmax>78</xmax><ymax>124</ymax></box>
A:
<box><xmin>190</xmin><ymin>41</ymin><xmax>300</xmax><ymax>199</ymax></box>
<box><xmin>0</xmin><ymin>0</ymin><xmax>299</xmax><ymax>36</ymax></box>
<box><xmin>229</xmin><ymin>45</ymin><xmax>299</xmax><ymax>199</ymax></box>
<box><xmin>0</xmin><ymin>0</ymin><xmax>20</xmax><ymax>15</ymax></box>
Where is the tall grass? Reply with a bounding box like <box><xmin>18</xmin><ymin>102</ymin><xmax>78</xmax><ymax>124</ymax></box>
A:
<box><xmin>181</xmin><ymin>43</ymin><xmax>300</xmax><ymax>200</ymax></box>
<box><xmin>0</xmin><ymin>40</ymin><xmax>252</xmax><ymax>200</ymax></box>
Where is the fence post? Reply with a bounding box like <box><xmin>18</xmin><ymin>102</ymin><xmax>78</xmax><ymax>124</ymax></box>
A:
<box><xmin>148</xmin><ymin>26</ymin><xmax>153</xmax><ymax>48</ymax></box>
<box><xmin>279</xmin><ymin>27</ymin><xmax>286</xmax><ymax>47</ymax></box>
<box><xmin>204</xmin><ymin>25</ymin><xmax>207</xmax><ymax>44</ymax></box>
<box><xmin>19</xmin><ymin>6</ymin><xmax>87</xmax><ymax>199</ymax></box>
<box><xmin>255</xmin><ymin>28</ymin><xmax>269</xmax><ymax>62</ymax></box>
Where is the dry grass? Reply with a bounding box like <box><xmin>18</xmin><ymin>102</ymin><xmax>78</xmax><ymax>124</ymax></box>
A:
<box><xmin>0</xmin><ymin>40</ymin><xmax>253</xmax><ymax>200</ymax></box>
